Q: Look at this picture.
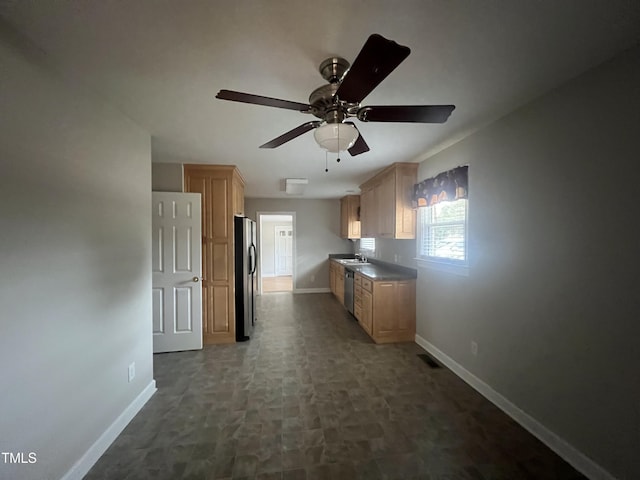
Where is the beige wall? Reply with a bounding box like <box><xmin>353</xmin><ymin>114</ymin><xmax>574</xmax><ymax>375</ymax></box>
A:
<box><xmin>152</xmin><ymin>162</ymin><xmax>183</xmax><ymax>191</ymax></box>
<box><xmin>245</xmin><ymin>198</ymin><xmax>353</xmax><ymax>290</ymax></box>
<box><xmin>380</xmin><ymin>47</ymin><xmax>640</xmax><ymax>479</ymax></box>
<box><xmin>0</xmin><ymin>27</ymin><xmax>153</xmax><ymax>480</ymax></box>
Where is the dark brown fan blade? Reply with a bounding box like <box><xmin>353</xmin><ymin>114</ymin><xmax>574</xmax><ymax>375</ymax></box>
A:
<box><xmin>344</xmin><ymin>122</ymin><xmax>370</xmax><ymax>156</ymax></box>
<box><xmin>357</xmin><ymin>105</ymin><xmax>455</xmax><ymax>123</ymax></box>
<box><xmin>216</xmin><ymin>90</ymin><xmax>311</xmax><ymax>112</ymax></box>
<box><xmin>335</xmin><ymin>34</ymin><xmax>411</xmax><ymax>104</ymax></box>
<box><xmin>259</xmin><ymin>121</ymin><xmax>321</xmax><ymax>149</ymax></box>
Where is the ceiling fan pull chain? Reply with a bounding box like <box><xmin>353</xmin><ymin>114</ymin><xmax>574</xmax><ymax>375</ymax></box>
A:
<box><xmin>336</xmin><ymin>125</ymin><xmax>341</xmax><ymax>162</ymax></box>
<box><xmin>325</xmin><ymin>151</ymin><xmax>328</xmax><ymax>173</ymax></box>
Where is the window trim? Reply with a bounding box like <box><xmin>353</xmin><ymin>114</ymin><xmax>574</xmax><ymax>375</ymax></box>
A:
<box><xmin>415</xmin><ymin>256</ymin><xmax>470</xmax><ymax>276</ymax></box>
<box><xmin>416</xmin><ymin>199</ymin><xmax>469</xmax><ymax>274</ymax></box>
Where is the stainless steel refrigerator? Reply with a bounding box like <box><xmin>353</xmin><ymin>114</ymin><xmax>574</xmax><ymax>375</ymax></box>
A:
<box><xmin>234</xmin><ymin>216</ymin><xmax>257</xmax><ymax>341</ymax></box>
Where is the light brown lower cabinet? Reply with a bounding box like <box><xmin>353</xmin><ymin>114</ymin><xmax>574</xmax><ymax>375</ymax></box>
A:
<box><xmin>354</xmin><ymin>273</ymin><xmax>415</xmax><ymax>343</ymax></box>
<box><xmin>360</xmin><ymin>288</ymin><xmax>373</xmax><ymax>336</ymax></box>
<box><xmin>329</xmin><ymin>259</ymin><xmax>345</xmax><ymax>304</ymax></box>
<box><xmin>329</xmin><ymin>260</ymin><xmax>344</xmax><ymax>296</ymax></box>
<box><xmin>354</xmin><ymin>275</ymin><xmax>363</xmax><ymax>325</ymax></box>
<box><xmin>329</xmin><ymin>261</ymin><xmax>337</xmax><ymax>295</ymax></box>
<box><xmin>335</xmin><ymin>264</ymin><xmax>345</xmax><ymax>305</ymax></box>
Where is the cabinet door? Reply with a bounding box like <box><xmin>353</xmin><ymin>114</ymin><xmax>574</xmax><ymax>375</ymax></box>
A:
<box><xmin>349</xmin><ymin>196</ymin><xmax>361</xmax><ymax>239</ymax></box>
<box><xmin>360</xmin><ymin>187</ymin><xmax>375</xmax><ymax>237</ymax></box>
<box><xmin>396</xmin><ymin>168</ymin><xmax>417</xmax><ymax>239</ymax></box>
<box><xmin>354</xmin><ymin>274</ymin><xmax>363</xmax><ymax>320</ymax></box>
<box><xmin>184</xmin><ymin>166</ymin><xmax>237</xmax><ymax>344</ymax></box>
<box><xmin>396</xmin><ymin>281</ymin><xmax>416</xmax><ymax>334</ymax></box>
<box><xmin>336</xmin><ymin>267</ymin><xmax>345</xmax><ymax>304</ymax></box>
<box><xmin>359</xmin><ymin>190</ymin><xmax>368</xmax><ymax>237</ymax></box>
<box><xmin>361</xmin><ymin>289</ymin><xmax>373</xmax><ymax>335</ymax></box>
<box><xmin>354</xmin><ymin>287</ymin><xmax>363</xmax><ymax>321</ymax></box>
<box><xmin>340</xmin><ymin>198</ymin><xmax>348</xmax><ymax>238</ymax></box>
<box><xmin>377</xmin><ymin>173</ymin><xmax>395</xmax><ymax>238</ymax></box>
<box><xmin>372</xmin><ymin>282</ymin><xmax>396</xmax><ymax>337</ymax></box>
<box><xmin>232</xmin><ymin>175</ymin><xmax>244</xmax><ymax>216</ymax></box>
<box><xmin>359</xmin><ymin>163</ymin><xmax>417</xmax><ymax>240</ymax></box>
<box><xmin>329</xmin><ymin>264</ymin><xmax>335</xmax><ymax>294</ymax></box>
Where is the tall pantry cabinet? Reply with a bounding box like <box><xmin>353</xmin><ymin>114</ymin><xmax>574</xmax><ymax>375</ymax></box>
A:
<box><xmin>184</xmin><ymin>165</ymin><xmax>245</xmax><ymax>344</ymax></box>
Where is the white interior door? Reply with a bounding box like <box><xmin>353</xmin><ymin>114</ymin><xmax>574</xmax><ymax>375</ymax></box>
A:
<box><xmin>275</xmin><ymin>226</ymin><xmax>293</xmax><ymax>275</ymax></box>
<box><xmin>152</xmin><ymin>192</ymin><xmax>202</xmax><ymax>353</ymax></box>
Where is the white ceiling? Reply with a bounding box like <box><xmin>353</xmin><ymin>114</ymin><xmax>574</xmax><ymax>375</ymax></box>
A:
<box><xmin>2</xmin><ymin>1</ymin><xmax>639</xmax><ymax>198</ymax></box>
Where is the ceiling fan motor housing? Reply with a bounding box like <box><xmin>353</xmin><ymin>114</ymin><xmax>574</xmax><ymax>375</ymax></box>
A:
<box><xmin>319</xmin><ymin>57</ymin><xmax>350</xmax><ymax>83</ymax></box>
<box><xmin>310</xmin><ymin>57</ymin><xmax>360</xmax><ymax>123</ymax></box>
<box><xmin>309</xmin><ymin>83</ymin><xmax>339</xmax><ymax>116</ymax></box>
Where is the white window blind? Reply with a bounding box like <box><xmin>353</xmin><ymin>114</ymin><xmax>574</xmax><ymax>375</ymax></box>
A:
<box><xmin>417</xmin><ymin>199</ymin><xmax>467</xmax><ymax>262</ymax></box>
<box><xmin>359</xmin><ymin>238</ymin><xmax>375</xmax><ymax>253</ymax></box>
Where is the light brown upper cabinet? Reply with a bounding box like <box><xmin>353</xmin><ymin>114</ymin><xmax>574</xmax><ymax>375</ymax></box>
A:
<box><xmin>232</xmin><ymin>173</ymin><xmax>245</xmax><ymax>216</ymax></box>
<box><xmin>184</xmin><ymin>164</ymin><xmax>245</xmax><ymax>344</ymax></box>
<box><xmin>359</xmin><ymin>162</ymin><xmax>418</xmax><ymax>239</ymax></box>
<box><xmin>340</xmin><ymin>195</ymin><xmax>361</xmax><ymax>239</ymax></box>
<box><xmin>360</xmin><ymin>185</ymin><xmax>376</xmax><ymax>238</ymax></box>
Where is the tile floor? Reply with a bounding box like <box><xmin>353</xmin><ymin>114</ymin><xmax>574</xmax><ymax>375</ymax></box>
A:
<box><xmin>86</xmin><ymin>293</ymin><xmax>586</xmax><ymax>479</ymax></box>
<box><xmin>262</xmin><ymin>276</ymin><xmax>293</xmax><ymax>293</ymax></box>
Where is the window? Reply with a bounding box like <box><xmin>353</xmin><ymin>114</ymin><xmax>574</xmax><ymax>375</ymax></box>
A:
<box><xmin>359</xmin><ymin>238</ymin><xmax>375</xmax><ymax>254</ymax></box>
<box><xmin>417</xmin><ymin>198</ymin><xmax>467</xmax><ymax>263</ymax></box>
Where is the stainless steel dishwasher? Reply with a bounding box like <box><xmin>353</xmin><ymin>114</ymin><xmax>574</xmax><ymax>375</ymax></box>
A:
<box><xmin>344</xmin><ymin>269</ymin><xmax>355</xmax><ymax>315</ymax></box>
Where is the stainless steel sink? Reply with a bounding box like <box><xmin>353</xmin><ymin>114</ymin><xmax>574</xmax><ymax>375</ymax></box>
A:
<box><xmin>337</xmin><ymin>259</ymin><xmax>371</xmax><ymax>265</ymax></box>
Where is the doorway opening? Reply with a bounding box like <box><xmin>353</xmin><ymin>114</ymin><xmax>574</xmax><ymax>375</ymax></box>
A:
<box><xmin>257</xmin><ymin>212</ymin><xmax>295</xmax><ymax>294</ymax></box>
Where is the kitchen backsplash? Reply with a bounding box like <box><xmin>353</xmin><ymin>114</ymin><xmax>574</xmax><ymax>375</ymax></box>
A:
<box><xmin>356</xmin><ymin>237</ymin><xmax>417</xmax><ymax>268</ymax></box>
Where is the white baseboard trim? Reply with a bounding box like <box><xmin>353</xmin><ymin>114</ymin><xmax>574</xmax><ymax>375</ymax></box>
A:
<box><xmin>61</xmin><ymin>380</ymin><xmax>157</xmax><ymax>480</ymax></box>
<box><xmin>293</xmin><ymin>288</ymin><xmax>331</xmax><ymax>294</ymax></box>
<box><xmin>414</xmin><ymin>334</ymin><xmax>614</xmax><ymax>480</ymax></box>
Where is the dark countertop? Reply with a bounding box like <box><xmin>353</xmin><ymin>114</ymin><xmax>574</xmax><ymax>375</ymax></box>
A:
<box><xmin>328</xmin><ymin>254</ymin><xmax>417</xmax><ymax>281</ymax></box>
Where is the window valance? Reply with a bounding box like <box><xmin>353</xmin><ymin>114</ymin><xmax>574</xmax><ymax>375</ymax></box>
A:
<box><xmin>412</xmin><ymin>165</ymin><xmax>468</xmax><ymax>208</ymax></box>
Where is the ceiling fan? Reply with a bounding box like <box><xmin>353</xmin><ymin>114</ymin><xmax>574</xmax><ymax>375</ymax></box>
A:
<box><xmin>216</xmin><ymin>34</ymin><xmax>455</xmax><ymax>156</ymax></box>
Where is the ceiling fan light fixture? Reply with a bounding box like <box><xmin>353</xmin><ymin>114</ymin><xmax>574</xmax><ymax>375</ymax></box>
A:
<box><xmin>313</xmin><ymin>123</ymin><xmax>359</xmax><ymax>153</ymax></box>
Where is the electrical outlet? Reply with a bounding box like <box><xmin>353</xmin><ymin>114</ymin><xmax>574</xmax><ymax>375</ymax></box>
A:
<box><xmin>128</xmin><ymin>362</ymin><xmax>135</xmax><ymax>383</ymax></box>
<box><xmin>394</xmin><ymin>254</ymin><xmax>398</xmax><ymax>263</ymax></box>
<box><xmin>311</xmin><ymin>275</ymin><xmax>315</xmax><ymax>283</ymax></box>
<box><xmin>470</xmin><ymin>341</ymin><xmax>478</xmax><ymax>356</ymax></box>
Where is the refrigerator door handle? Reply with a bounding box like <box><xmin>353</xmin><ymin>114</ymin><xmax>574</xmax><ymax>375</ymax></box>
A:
<box><xmin>249</xmin><ymin>244</ymin><xmax>257</xmax><ymax>274</ymax></box>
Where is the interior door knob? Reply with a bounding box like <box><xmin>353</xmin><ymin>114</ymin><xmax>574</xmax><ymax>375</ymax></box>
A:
<box><xmin>193</xmin><ymin>277</ymin><xmax>200</xmax><ymax>282</ymax></box>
